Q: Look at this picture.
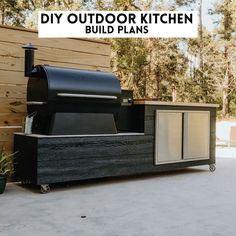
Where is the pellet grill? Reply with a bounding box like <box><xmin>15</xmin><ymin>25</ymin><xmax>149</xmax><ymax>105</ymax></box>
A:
<box><xmin>24</xmin><ymin>43</ymin><xmax>122</xmax><ymax>135</ymax></box>
<box><xmin>14</xmin><ymin>43</ymin><xmax>218</xmax><ymax>193</ymax></box>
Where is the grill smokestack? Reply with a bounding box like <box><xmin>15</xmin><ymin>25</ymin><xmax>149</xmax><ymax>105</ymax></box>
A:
<box><xmin>22</xmin><ymin>43</ymin><xmax>37</xmax><ymax>77</ymax></box>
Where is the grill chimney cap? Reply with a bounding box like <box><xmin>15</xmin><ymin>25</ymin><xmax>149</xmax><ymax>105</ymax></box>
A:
<box><xmin>22</xmin><ymin>43</ymin><xmax>38</xmax><ymax>50</ymax></box>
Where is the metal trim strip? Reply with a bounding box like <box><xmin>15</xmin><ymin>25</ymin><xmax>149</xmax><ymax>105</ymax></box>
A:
<box><xmin>57</xmin><ymin>93</ymin><xmax>117</xmax><ymax>100</ymax></box>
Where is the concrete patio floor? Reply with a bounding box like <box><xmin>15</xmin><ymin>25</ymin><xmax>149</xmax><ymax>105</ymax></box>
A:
<box><xmin>1</xmin><ymin>150</ymin><xmax>236</xmax><ymax>236</ymax></box>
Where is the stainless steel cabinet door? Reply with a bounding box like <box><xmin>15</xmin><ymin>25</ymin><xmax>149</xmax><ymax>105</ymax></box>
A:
<box><xmin>183</xmin><ymin>112</ymin><xmax>210</xmax><ymax>160</ymax></box>
<box><xmin>155</xmin><ymin>111</ymin><xmax>182</xmax><ymax>164</ymax></box>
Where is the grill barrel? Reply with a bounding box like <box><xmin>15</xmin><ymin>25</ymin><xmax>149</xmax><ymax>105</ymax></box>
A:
<box><xmin>27</xmin><ymin>65</ymin><xmax>121</xmax><ymax>116</ymax></box>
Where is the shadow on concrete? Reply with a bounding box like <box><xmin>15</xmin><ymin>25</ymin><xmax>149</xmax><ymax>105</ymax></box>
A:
<box><xmin>15</xmin><ymin>167</ymin><xmax>207</xmax><ymax>194</ymax></box>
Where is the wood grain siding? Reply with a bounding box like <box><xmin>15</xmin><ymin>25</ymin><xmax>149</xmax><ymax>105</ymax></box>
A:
<box><xmin>0</xmin><ymin>56</ymin><xmax>110</xmax><ymax>72</ymax></box>
<box><xmin>0</xmin><ymin>127</ymin><xmax>22</xmax><ymax>152</ymax></box>
<box><xmin>0</xmin><ymin>26</ymin><xmax>110</xmax><ymax>55</ymax></box>
<box><xmin>0</xmin><ymin>84</ymin><xmax>26</xmax><ymax>99</ymax></box>
<box><xmin>0</xmin><ymin>25</ymin><xmax>111</xmax><ymax>153</ymax></box>
<box><xmin>0</xmin><ymin>113</ymin><xmax>25</xmax><ymax>126</ymax></box>
<box><xmin>0</xmin><ymin>71</ymin><xmax>26</xmax><ymax>85</ymax></box>
<box><xmin>14</xmin><ymin>132</ymin><xmax>213</xmax><ymax>185</ymax></box>
<box><xmin>0</xmin><ymin>42</ymin><xmax>110</xmax><ymax>68</ymax></box>
<box><xmin>0</xmin><ymin>99</ymin><xmax>26</xmax><ymax>113</ymax></box>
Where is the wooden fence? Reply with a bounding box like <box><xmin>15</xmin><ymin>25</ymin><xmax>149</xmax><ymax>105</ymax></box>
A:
<box><xmin>0</xmin><ymin>25</ymin><xmax>111</xmax><ymax>153</ymax></box>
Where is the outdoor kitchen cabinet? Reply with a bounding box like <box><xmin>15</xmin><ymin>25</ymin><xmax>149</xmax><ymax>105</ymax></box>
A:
<box><xmin>12</xmin><ymin>44</ymin><xmax>219</xmax><ymax>193</ymax></box>
<box><xmin>14</xmin><ymin>101</ymin><xmax>218</xmax><ymax>193</ymax></box>
<box><xmin>155</xmin><ymin>110</ymin><xmax>210</xmax><ymax>164</ymax></box>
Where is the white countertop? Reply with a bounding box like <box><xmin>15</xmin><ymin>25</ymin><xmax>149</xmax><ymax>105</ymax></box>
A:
<box><xmin>133</xmin><ymin>101</ymin><xmax>219</xmax><ymax>108</ymax></box>
<box><xmin>14</xmin><ymin>132</ymin><xmax>145</xmax><ymax>138</ymax></box>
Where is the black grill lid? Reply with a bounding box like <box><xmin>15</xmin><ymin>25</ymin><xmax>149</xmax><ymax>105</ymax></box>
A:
<box><xmin>27</xmin><ymin>65</ymin><xmax>121</xmax><ymax>115</ymax></box>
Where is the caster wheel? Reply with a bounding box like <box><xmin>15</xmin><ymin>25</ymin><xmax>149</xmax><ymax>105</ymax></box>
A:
<box><xmin>209</xmin><ymin>164</ymin><xmax>216</xmax><ymax>172</ymax></box>
<box><xmin>40</xmin><ymin>184</ymin><xmax>50</xmax><ymax>194</ymax></box>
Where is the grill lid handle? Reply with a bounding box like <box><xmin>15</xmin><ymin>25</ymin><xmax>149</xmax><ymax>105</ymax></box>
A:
<box><xmin>57</xmin><ymin>93</ymin><xmax>117</xmax><ymax>100</ymax></box>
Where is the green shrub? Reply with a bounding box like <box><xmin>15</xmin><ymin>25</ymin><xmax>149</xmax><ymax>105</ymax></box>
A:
<box><xmin>0</xmin><ymin>148</ymin><xmax>15</xmax><ymax>177</ymax></box>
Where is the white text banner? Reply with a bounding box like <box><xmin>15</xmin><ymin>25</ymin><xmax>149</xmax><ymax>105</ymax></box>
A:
<box><xmin>38</xmin><ymin>11</ymin><xmax>198</xmax><ymax>38</ymax></box>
